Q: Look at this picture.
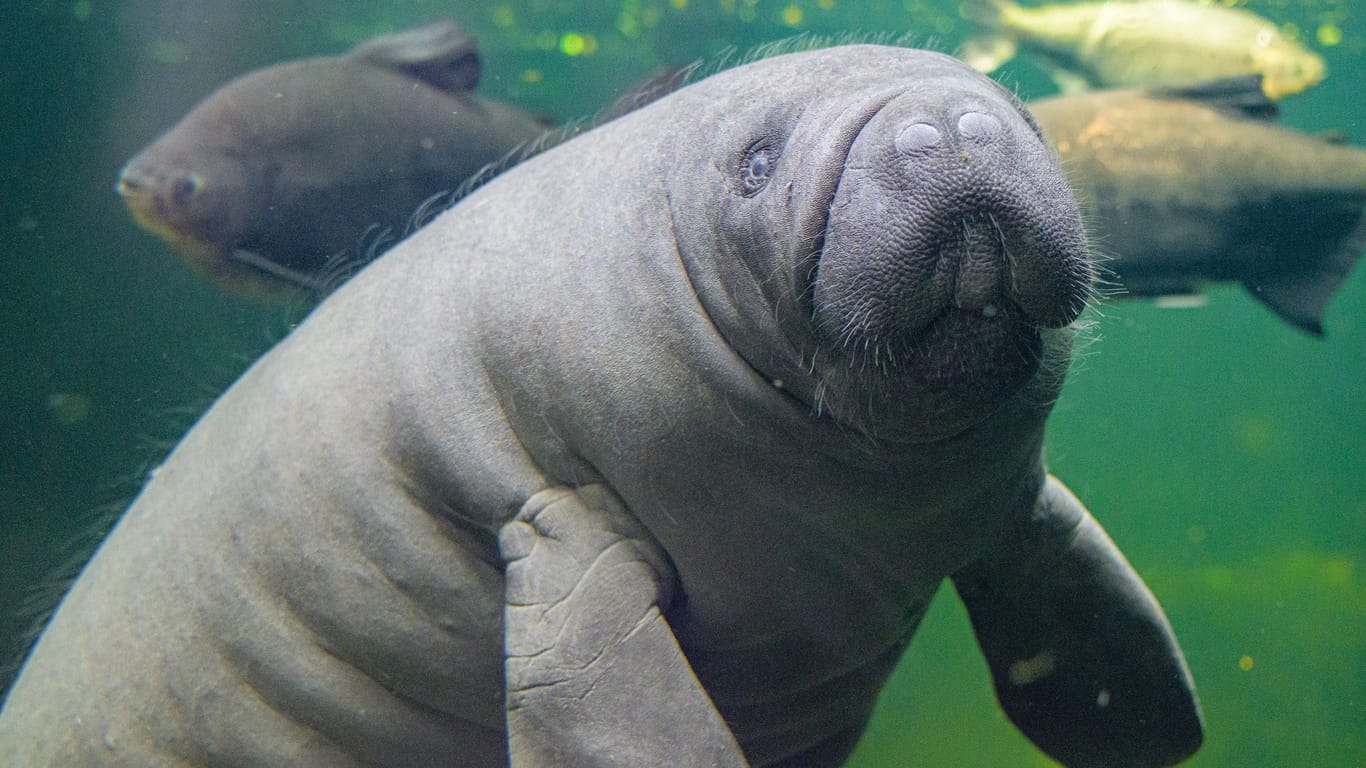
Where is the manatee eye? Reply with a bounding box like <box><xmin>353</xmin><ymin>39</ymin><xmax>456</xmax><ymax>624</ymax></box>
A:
<box><xmin>739</xmin><ymin>142</ymin><xmax>774</xmax><ymax>196</ymax></box>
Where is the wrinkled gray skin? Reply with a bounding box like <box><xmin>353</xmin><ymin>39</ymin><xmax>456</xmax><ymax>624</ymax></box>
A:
<box><xmin>116</xmin><ymin>20</ymin><xmax>551</xmax><ymax>293</ymax></box>
<box><xmin>1031</xmin><ymin>76</ymin><xmax>1366</xmax><ymax>336</ymax></box>
<box><xmin>2</xmin><ymin>46</ymin><xmax>1202</xmax><ymax>767</ymax></box>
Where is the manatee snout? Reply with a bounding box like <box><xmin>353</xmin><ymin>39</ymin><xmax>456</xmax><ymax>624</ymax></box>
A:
<box><xmin>815</xmin><ymin>91</ymin><xmax>1094</xmax><ymax>348</ymax></box>
<box><xmin>803</xmin><ymin>85</ymin><xmax>1093</xmax><ymax>438</ymax></box>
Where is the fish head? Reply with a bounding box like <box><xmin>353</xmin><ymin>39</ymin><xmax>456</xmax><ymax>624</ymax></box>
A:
<box><xmin>116</xmin><ymin>128</ymin><xmax>259</xmax><ymax>274</ymax></box>
<box><xmin>1252</xmin><ymin>30</ymin><xmax>1326</xmax><ymax>98</ymax></box>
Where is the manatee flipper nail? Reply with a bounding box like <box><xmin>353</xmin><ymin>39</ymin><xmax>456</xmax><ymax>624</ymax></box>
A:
<box><xmin>500</xmin><ymin>485</ymin><xmax>747</xmax><ymax>767</ymax></box>
<box><xmin>952</xmin><ymin>475</ymin><xmax>1203</xmax><ymax>768</ymax></box>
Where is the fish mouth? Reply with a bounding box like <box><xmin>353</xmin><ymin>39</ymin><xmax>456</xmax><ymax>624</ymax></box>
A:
<box><xmin>118</xmin><ymin>184</ymin><xmax>221</xmax><ymax>269</ymax></box>
<box><xmin>1263</xmin><ymin>63</ymin><xmax>1327</xmax><ymax>99</ymax></box>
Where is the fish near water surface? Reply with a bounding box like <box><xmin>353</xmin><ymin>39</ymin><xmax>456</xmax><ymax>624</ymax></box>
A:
<box><xmin>1030</xmin><ymin>76</ymin><xmax>1366</xmax><ymax>334</ymax></box>
<box><xmin>1</xmin><ymin>45</ymin><xmax>1202</xmax><ymax>767</ymax></box>
<box><xmin>116</xmin><ymin>20</ymin><xmax>553</xmax><ymax>294</ymax></box>
<box><xmin>961</xmin><ymin>0</ymin><xmax>1326</xmax><ymax>98</ymax></box>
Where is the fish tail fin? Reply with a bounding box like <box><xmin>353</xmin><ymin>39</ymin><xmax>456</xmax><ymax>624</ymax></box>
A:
<box><xmin>958</xmin><ymin>0</ymin><xmax>1019</xmax><ymax>73</ymax></box>
<box><xmin>1243</xmin><ymin>209</ymin><xmax>1366</xmax><ymax>336</ymax></box>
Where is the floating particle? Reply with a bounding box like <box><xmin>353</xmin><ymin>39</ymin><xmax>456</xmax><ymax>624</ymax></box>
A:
<box><xmin>1317</xmin><ymin>24</ymin><xmax>1342</xmax><ymax>46</ymax></box>
<box><xmin>46</xmin><ymin>393</ymin><xmax>92</xmax><ymax>426</ymax></box>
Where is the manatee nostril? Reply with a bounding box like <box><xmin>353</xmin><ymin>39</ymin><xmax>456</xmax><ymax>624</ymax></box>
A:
<box><xmin>895</xmin><ymin>123</ymin><xmax>941</xmax><ymax>154</ymax></box>
<box><xmin>957</xmin><ymin>111</ymin><xmax>1001</xmax><ymax>139</ymax></box>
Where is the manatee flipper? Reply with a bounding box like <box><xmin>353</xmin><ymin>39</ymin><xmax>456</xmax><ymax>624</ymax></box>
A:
<box><xmin>348</xmin><ymin>20</ymin><xmax>481</xmax><ymax>92</ymax></box>
<box><xmin>499</xmin><ymin>485</ymin><xmax>748</xmax><ymax>767</ymax></box>
<box><xmin>952</xmin><ymin>475</ymin><xmax>1203</xmax><ymax>768</ymax></box>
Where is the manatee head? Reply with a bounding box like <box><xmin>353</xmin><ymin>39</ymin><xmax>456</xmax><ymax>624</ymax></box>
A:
<box><xmin>663</xmin><ymin>45</ymin><xmax>1094</xmax><ymax>442</ymax></box>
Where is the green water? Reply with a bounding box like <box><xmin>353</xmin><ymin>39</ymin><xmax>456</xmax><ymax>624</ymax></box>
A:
<box><xmin>1</xmin><ymin>1</ymin><xmax>1361</xmax><ymax>765</ymax></box>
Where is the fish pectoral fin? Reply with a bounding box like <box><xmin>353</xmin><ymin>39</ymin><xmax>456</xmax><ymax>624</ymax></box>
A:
<box><xmin>1148</xmin><ymin>75</ymin><xmax>1279</xmax><ymax>122</ymax></box>
<box><xmin>1152</xmin><ymin>293</ymin><xmax>1209</xmax><ymax>310</ymax></box>
<box><xmin>500</xmin><ymin>484</ymin><xmax>747</xmax><ymax>768</ymax></box>
<box><xmin>952</xmin><ymin>475</ymin><xmax>1203</xmax><ymax>768</ymax></box>
<box><xmin>227</xmin><ymin>249</ymin><xmax>326</xmax><ymax>293</ymax></box>
<box><xmin>349</xmin><ymin>19</ymin><xmax>482</xmax><ymax>92</ymax></box>
<box><xmin>1243</xmin><ymin>207</ymin><xmax>1366</xmax><ymax>337</ymax></box>
<box><xmin>957</xmin><ymin>36</ymin><xmax>1017</xmax><ymax>74</ymax></box>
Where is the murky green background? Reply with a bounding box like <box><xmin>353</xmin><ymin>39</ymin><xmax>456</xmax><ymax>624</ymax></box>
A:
<box><xmin>2</xmin><ymin>1</ymin><xmax>1361</xmax><ymax>765</ymax></box>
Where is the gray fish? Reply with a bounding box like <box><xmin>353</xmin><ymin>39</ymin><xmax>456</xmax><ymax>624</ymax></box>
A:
<box><xmin>116</xmin><ymin>21</ymin><xmax>553</xmax><ymax>294</ymax></box>
<box><xmin>1031</xmin><ymin>76</ymin><xmax>1366</xmax><ymax>334</ymax></box>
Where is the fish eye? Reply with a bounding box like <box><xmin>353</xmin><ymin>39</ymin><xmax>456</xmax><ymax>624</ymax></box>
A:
<box><xmin>1256</xmin><ymin>28</ymin><xmax>1273</xmax><ymax>47</ymax></box>
<box><xmin>739</xmin><ymin>141</ymin><xmax>774</xmax><ymax>196</ymax></box>
<box><xmin>169</xmin><ymin>174</ymin><xmax>201</xmax><ymax>206</ymax></box>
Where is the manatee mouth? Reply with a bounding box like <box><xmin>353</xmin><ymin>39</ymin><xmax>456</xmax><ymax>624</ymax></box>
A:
<box><xmin>807</xmin><ymin>297</ymin><xmax>1052</xmax><ymax>445</ymax></box>
<box><xmin>908</xmin><ymin>301</ymin><xmax>1044</xmax><ymax>397</ymax></box>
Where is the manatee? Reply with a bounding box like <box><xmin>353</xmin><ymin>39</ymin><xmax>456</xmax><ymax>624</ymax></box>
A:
<box><xmin>1</xmin><ymin>45</ymin><xmax>1202</xmax><ymax>767</ymax></box>
<box><xmin>115</xmin><ymin>20</ymin><xmax>552</xmax><ymax>293</ymax></box>
<box><xmin>1031</xmin><ymin>75</ymin><xmax>1366</xmax><ymax>335</ymax></box>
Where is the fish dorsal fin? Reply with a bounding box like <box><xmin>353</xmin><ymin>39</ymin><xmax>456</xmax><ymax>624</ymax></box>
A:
<box><xmin>349</xmin><ymin>20</ymin><xmax>481</xmax><ymax>93</ymax></box>
<box><xmin>1148</xmin><ymin>75</ymin><xmax>1279</xmax><ymax>121</ymax></box>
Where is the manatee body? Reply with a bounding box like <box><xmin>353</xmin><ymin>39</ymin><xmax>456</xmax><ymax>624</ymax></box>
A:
<box><xmin>2</xmin><ymin>45</ymin><xmax>1202</xmax><ymax>767</ymax></box>
<box><xmin>116</xmin><ymin>20</ymin><xmax>552</xmax><ymax>293</ymax></box>
<box><xmin>1031</xmin><ymin>76</ymin><xmax>1366</xmax><ymax>335</ymax></box>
